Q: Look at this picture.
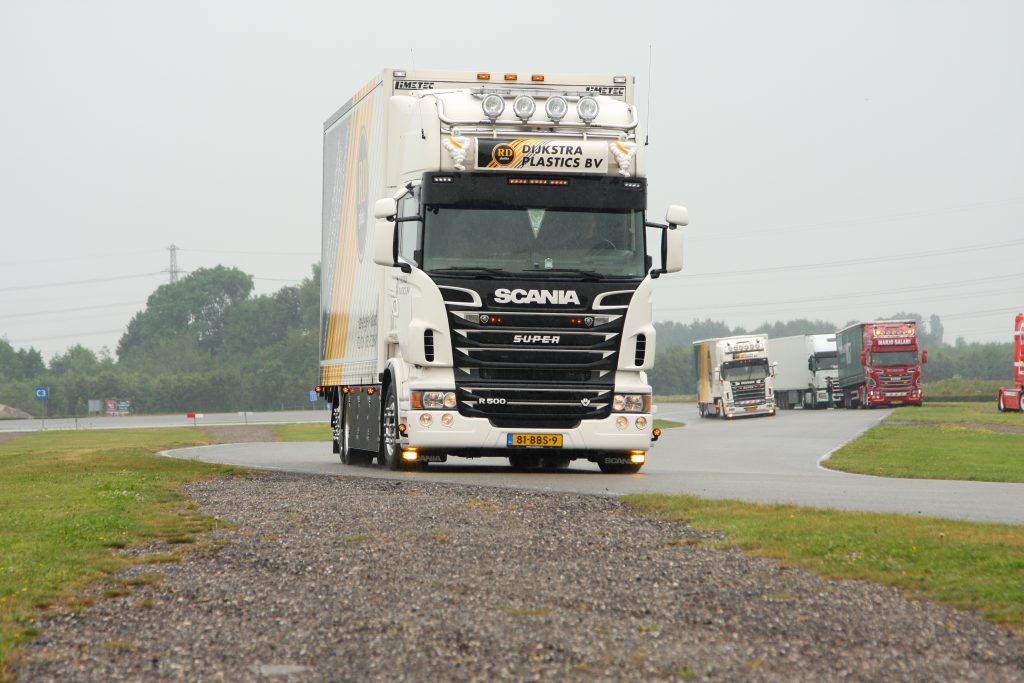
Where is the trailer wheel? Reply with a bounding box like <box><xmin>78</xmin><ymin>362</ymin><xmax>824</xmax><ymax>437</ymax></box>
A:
<box><xmin>379</xmin><ymin>385</ymin><xmax>402</xmax><ymax>470</ymax></box>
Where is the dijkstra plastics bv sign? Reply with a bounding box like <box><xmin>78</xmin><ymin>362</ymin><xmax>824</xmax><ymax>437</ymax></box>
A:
<box><xmin>478</xmin><ymin>139</ymin><xmax>608</xmax><ymax>172</ymax></box>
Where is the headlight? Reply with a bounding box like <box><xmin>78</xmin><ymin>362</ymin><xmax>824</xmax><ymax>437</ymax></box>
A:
<box><xmin>482</xmin><ymin>94</ymin><xmax>505</xmax><ymax>121</ymax></box>
<box><xmin>512</xmin><ymin>95</ymin><xmax>536</xmax><ymax>121</ymax></box>
<box><xmin>577</xmin><ymin>96</ymin><xmax>599</xmax><ymax>123</ymax></box>
<box><xmin>412</xmin><ymin>390</ymin><xmax>457</xmax><ymax>410</ymax></box>
<box><xmin>613</xmin><ymin>394</ymin><xmax>651</xmax><ymax>413</ymax></box>
<box><xmin>545</xmin><ymin>96</ymin><xmax>568</xmax><ymax>122</ymax></box>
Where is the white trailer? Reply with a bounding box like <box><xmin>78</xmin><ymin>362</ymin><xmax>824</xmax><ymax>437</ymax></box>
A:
<box><xmin>316</xmin><ymin>68</ymin><xmax>687</xmax><ymax>473</ymax></box>
<box><xmin>767</xmin><ymin>334</ymin><xmax>838</xmax><ymax>409</ymax></box>
<box><xmin>693</xmin><ymin>335</ymin><xmax>776</xmax><ymax>419</ymax></box>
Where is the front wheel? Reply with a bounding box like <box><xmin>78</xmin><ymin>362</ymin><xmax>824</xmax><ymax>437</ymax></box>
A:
<box><xmin>379</xmin><ymin>386</ymin><xmax>401</xmax><ymax>470</ymax></box>
<box><xmin>998</xmin><ymin>392</ymin><xmax>1007</xmax><ymax>413</ymax></box>
<box><xmin>597</xmin><ymin>453</ymin><xmax>643</xmax><ymax>474</ymax></box>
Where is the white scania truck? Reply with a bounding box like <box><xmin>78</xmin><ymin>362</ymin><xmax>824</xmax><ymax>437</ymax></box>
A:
<box><xmin>693</xmin><ymin>335</ymin><xmax>776</xmax><ymax>419</ymax></box>
<box><xmin>316</xmin><ymin>68</ymin><xmax>687</xmax><ymax>473</ymax></box>
<box><xmin>766</xmin><ymin>334</ymin><xmax>838</xmax><ymax>409</ymax></box>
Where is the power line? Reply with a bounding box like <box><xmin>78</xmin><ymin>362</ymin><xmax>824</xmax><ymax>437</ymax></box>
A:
<box><xmin>183</xmin><ymin>248</ymin><xmax>319</xmax><ymax>257</ymax></box>
<box><xmin>0</xmin><ymin>248</ymin><xmax>163</xmax><ymax>267</ymax></box>
<box><xmin>0</xmin><ymin>301</ymin><xmax>145</xmax><ymax>321</ymax></box>
<box><xmin>678</xmin><ymin>237</ymin><xmax>1024</xmax><ymax>279</ymax></box>
<box><xmin>0</xmin><ymin>273</ymin><xmax>164</xmax><ymax>293</ymax></box>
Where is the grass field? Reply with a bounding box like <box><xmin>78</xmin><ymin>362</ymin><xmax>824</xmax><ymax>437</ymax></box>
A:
<box><xmin>0</xmin><ymin>430</ymin><xmax>239</xmax><ymax>677</ymax></box>
<box><xmin>923</xmin><ymin>378</ymin><xmax>1004</xmax><ymax>398</ymax></box>
<box><xmin>625</xmin><ymin>494</ymin><xmax>1024</xmax><ymax>630</ymax></box>
<box><xmin>823</xmin><ymin>402</ymin><xmax>1024</xmax><ymax>482</ymax></box>
<box><xmin>888</xmin><ymin>401</ymin><xmax>1024</xmax><ymax>427</ymax></box>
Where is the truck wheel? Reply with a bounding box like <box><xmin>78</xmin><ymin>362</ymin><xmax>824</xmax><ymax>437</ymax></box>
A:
<box><xmin>379</xmin><ymin>386</ymin><xmax>401</xmax><ymax>470</ymax></box>
<box><xmin>998</xmin><ymin>392</ymin><xmax>1006</xmax><ymax>413</ymax></box>
<box><xmin>332</xmin><ymin>399</ymin><xmax>342</xmax><ymax>456</ymax></box>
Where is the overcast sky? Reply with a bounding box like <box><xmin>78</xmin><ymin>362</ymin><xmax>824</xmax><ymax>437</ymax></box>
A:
<box><xmin>2</xmin><ymin>0</ymin><xmax>1022</xmax><ymax>361</ymax></box>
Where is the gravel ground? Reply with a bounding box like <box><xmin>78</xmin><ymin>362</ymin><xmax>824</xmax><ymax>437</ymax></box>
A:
<box><xmin>15</xmin><ymin>473</ymin><xmax>1024</xmax><ymax>682</ymax></box>
<box><xmin>203</xmin><ymin>425</ymin><xmax>280</xmax><ymax>443</ymax></box>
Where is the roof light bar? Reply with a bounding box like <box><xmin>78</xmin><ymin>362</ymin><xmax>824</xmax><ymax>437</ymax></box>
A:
<box><xmin>504</xmin><ymin>73</ymin><xmax>517</xmax><ymax>81</ymax></box>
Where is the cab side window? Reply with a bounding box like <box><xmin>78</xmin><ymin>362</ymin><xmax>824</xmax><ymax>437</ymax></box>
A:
<box><xmin>398</xmin><ymin>194</ymin><xmax>421</xmax><ymax>266</ymax></box>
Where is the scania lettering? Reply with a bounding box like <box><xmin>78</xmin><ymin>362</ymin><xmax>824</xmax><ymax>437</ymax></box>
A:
<box><xmin>316</xmin><ymin>68</ymin><xmax>687</xmax><ymax>474</ymax></box>
<box><xmin>693</xmin><ymin>335</ymin><xmax>777</xmax><ymax>419</ymax></box>
<box><xmin>835</xmin><ymin>320</ymin><xmax>926</xmax><ymax>408</ymax></box>
<box><xmin>493</xmin><ymin>288</ymin><xmax>580</xmax><ymax>305</ymax></box>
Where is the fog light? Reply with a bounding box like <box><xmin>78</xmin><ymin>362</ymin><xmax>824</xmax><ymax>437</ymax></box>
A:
<box><xmin>401</xmin><ymin>449</ymin><xmax>419</xmax><ymax>461</ymax></box>
<box><xmin>419</xmin><ymin>414</ymin><xmax>432</xmax><ymax>427</ymax></box>
<box><xmin>441</xmin><ymin>413</ymin><xmax>454</xmax><ymax>427</ymax></box>
<box><xmin>629</xmin><ymin>451</ymin><xmax>645</xmax><ymax>464</ymax></box>
<box><xmin>512</xmin><ymin>95</ymin><xmax>535</xmax><ymax>121</ymax></box>
<box><xmin>545</xmin><ymin>96</ymin><xmax>568</xmax><ymax>122</ymax></box>
<box><xmin>616</xmin><ymin>416</ymin><xmax>628</xmax><ymax>430</ymax></box>
<box><xmin>577</xmin><ymin>96</ymin><xmax>600</xmax><ymax>123</ymax></box>
<box><xmin>635</xmin><ymin>416</ymin><xmax>647</xmax><ymax>430</ymax></box>
<box><xmin>482</xmin><ymin>93</ymin><xmax>505</xmax><ymax>121</ymax></box>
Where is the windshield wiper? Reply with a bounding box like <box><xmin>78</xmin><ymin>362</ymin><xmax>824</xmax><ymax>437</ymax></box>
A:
<box><xmin>429</xmin><ymin>267</ymin><xmax>512</xmax><ymax>278</ymax></box>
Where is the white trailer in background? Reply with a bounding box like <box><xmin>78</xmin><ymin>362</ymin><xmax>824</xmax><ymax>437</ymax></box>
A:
<box><xmin>767</xmin><ymin>334</ymin><xmax>838</xmax><ymax>409</ymax></box>
<box><xmin>693</xmin><ymin>335</ymin><xmax>776</xmax><ymax>419</ymax></box>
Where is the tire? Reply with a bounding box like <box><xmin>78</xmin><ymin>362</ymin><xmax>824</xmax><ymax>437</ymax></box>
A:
<box><xmin>509</xmin><ymin>453</ymin><xmax>541</xmax><ymax>470</ymax></box>
<box><xmin>331</xmin><ymin>398</ymin><xmax>342</xmax><ymax>457</ymax></box>
<box><xmin>998</xmin><ymin>392</ymin><xmax>1006</xmax><ymax>413</ymax></box>
<box><xmin>379</xmin><ymin>385</ymin><xmax>401</xmax><ymax>470</ymax></box>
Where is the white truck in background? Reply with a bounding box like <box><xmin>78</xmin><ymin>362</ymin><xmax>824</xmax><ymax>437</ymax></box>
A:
<box><xmin>767</xmin><ymin>334</ymin><xmax>838</xmax><ymax>409</ymax></box>
<box><xmin>693</xmin><ymin>335</ymin><xmax>776</xmax><ymax>419</ymax></box>
<box><xmin>315</xmin><ymin>68</ymin><xmax>688</xmax><ymax>474</ymax></box>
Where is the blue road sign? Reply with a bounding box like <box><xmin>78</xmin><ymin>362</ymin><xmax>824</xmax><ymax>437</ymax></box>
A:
<box><xmin>34</xmin><ymin>386</ymin><xmax>49</xmax><ymax>400</ymax></box>
<box><xmin>309</xmin><ymin>390</ymin><xmax>318</xmax><ymax>402</ymax></box>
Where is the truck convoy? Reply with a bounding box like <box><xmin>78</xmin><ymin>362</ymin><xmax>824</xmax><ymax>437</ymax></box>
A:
<box><xmin>693</xmin><ymin>335</ymin><xmax>776</xmax><ymax>418</ymax></box>
<box><xmin>996</xmin><ymin>313</ymin><xmax>1024</xmax><ymax>413</ymax></box>
<box><xmin>316</xmin><ymin>68</ymin><xmax>687</xmax><ymax>473</ymax></box>
<box><xmin>767</xmin><ymin>334</ymin><xmax>838</xmax><ymax>409</ymax></box>
<box><xmin>835</xmin><ymin>320</ymin><xmax>926</xmax><ymax>408</ymax></box>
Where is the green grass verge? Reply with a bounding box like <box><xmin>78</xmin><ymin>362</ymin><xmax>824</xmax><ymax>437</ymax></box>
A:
<box><xmin>653</xmin><ymin>419</ymin><xmax>684</xmax><ymax>430</ymax></box>
<box><xmin>824</xmin><ymin>424</ymin><xmax>1024</xmax><ymax>483</ymax></box>
<box><xmin>272</xmin><ymin>423</ymin><xmax>331</xmax><ymax>442</ymax></box>
<box><xmin>624</xmin><ymin>494</ymin><xmax>1024</xmax><ymax>630</ymax></box>
<box><xmin>888</xmin><ymin>401</ymin><xmax>1024</xmax><ymax>427</ymax></box>
<box><xmin>924</xmin><ymin>378</ymin><xmax>1003</xmax><ymax>398</ymax></box>
<box><xmin>0</xmin><ymin>429</ymin><xmax>241</xmax><ymax>676</ymax></box>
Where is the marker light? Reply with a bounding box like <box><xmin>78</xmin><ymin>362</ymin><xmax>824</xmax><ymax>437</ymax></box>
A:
<box><xmin>577</xmin><ymin>96</ymin><xmax>600</xmax><ymax>123</ymax></box>
<box><xmin>441</xmin><ymin>413</ymin><xmax>454</xmax><ymax>427</ymax></box>
<box><xmin>402</xmin><ymin>449</ymin><xmax>419</xmax><ymax>461</ymax></box>
<box><xmin>531</xmin><ymin>74</ymin><xmax>545</xmax><ymax>82</ymax></box>
<box><xmin>482</xmin><ymin>94</ymin><xmax>505</xmax><ymax>121</ymax></box>
<box><xmin>477</xmin><ymin>73</ymin><xmax>491</xmax><ymax>80</ymax></box>
<box><xmin>393</xmin><ymin>70</ymin><xmax>407</xmax><ymax>78</ymax></box>
<box><xmin>629</xmin><ymin>451</ymin><xmax>646</xmax><ymax>464</ymax></box>
<box><xmin>504</xmin><ymin>73</ymin><xmax>517</xmax><ymax>81</ymax></box>
<box><xmin>512</xmin><ymin>95</ymin><xmax>536</xmax><ymax>121</ymax></box>
<box><xmin>545</xmin><ymin>96</ymin><xmax>568</xmax><ymax>122</ymax></box>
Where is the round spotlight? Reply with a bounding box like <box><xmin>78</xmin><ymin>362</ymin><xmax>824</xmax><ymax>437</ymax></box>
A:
<box><xmin>577</xmin><ymin>96</ymin><xmax>600</xmax><ymax>123</ymax></box>
<box><xmin>419</xmin><ymin>413</ymin><xmax>433</xmax><ymax>427</ymax></box>
<box><xmin>482</xmin><ymin>94</ymin><xmax>505</xmax><ymax>121</ymax></box>
<box><xmin>441</xmin><ymin>413</ymin><xmax>454</xmax><ymax>427</ymax></box>
<box><xmin>545</xmin><ymin>96</ymin><xmax>568</xmax><ymax>122</ymax></box>
<box><xmin>512</xmin><ymin>95</ymin><xmax>536</xmax><ymax>121</ymax></box>
<box><xmin>635</xmin><ymin>416</ymin><xmax>648</xmax><ymax>430</ymax></box>
<box><xmin>616</xmin><ymin>416</ymin><xmax>628</xmax><ymax>430</ymax></box>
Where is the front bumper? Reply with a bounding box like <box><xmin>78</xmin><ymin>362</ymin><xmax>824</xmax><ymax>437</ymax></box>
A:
<box><xmin>398</xmin><ymin>411</ymin><xmax>655</xmax><ymax>453</ymax></box>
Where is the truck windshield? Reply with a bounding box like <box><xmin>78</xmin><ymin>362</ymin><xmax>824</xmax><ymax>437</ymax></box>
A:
<box><xmin>869</xmin><ymin>351</ymin><xmax>919</xmax><ymax>367</ymax></box>
<box><xmin>813</xmin><ymin>353</ymin><xmax>838</xmax><ymax>371</ymax></box>
<box><xmin>421</xmin><ymin>207</ymin><xmax>647</xmax><ymax>278</ymax></box>
<box><xmin>721</xmin><ymin>359</ymin><xmax>770</xmax><ymax>381</ymax></box>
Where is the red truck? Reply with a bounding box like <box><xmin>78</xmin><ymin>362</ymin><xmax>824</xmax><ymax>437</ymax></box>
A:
<box><xmin>996</xmin><ymin>313</ymin><xmax>1024</xmax><ymax>413</ymax></box>
<box><xmin>835</xmin><ymin>320</ymin><xmax>927</xmax><ymax>408</ymax></box>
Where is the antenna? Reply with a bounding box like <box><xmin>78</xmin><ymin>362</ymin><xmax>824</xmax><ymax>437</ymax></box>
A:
<box><xmin>166</xmin><ymin>244</ymin><xmax>181</xmax><ymax>284</ymax></box>
<box><xmin>411</xmin><ymin>48</ymin><xmax>426</xmax><ymax>139</ymax></box>
<box><xmin>645</xmin><ymin>44</ymin><xmax>653</xmax><ymax>146</ymax></box>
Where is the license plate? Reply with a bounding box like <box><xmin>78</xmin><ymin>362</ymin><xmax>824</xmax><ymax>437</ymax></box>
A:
<box><xmin>891</xmin><ymin>400</ymin><xmax>903</xmax><ymax>405</ymax></box>
<box><xmin>745</xmin><ymin>407</ymin><xmax>758</xmax><ymax>412</ymax></box>
<box><xmin>507</xmin><ymin>433</ymin><xmax>563</xmax><ymax>448</ymax></box>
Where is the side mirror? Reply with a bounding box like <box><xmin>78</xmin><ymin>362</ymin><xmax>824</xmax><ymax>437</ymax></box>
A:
<box><xmin>373</xmin><ymin>220</ymin><xmax>397</xmax><ymax>267</ymax></box>
<box><xmin>921</xmin><ymin>349</ymin><xmax>928</xmax><ymax>364</ymax></box>
<box><xmin>808</xmin><ymin>358</ymin><xmax>814</xmax><ymax>371</ymax></box>
<box><xmin>665</xmin><ymin>205</ymin><xmax>689</xmax><ymax>227</ymax></box>
<box><xmin>662</xmin><ymin>225</ymin><xmax>683</xmax><ymax>273</ymax></box>
<box><xmin>771</xmin><ymin>361</ymin><xmax>778</xmax><ymax>378</ymax></box>
<box><xmin>714</xmin><ymin>368</ymin><xmax>721</xmax><ymax>382</ymax></box>
<box><xmin>859</xmin><ymin>351</ymin><xmax>867</xmax><ymax>366</ymax></box>
<box><xmin>374</xmin><ymin>198</ymin><xmax>398</xmax><ymax>220</ymax></box>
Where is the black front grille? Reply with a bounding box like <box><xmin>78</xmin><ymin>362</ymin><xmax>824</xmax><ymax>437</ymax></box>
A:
<box><xmin>879</xmin><ymin>373</ymin><xmax>912</xmax><ymax>389</ymax></box>
<box><xmin>447</xmin><ymin>305</ymin><xmax>625</xmax><ymax>425</ymax></box>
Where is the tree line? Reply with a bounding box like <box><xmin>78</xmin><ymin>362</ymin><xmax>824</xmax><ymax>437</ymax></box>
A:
<box><xmin>0</xmin><ymin>267</ymin><xmax>1016</xmax><ymax>416</ymax></box>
